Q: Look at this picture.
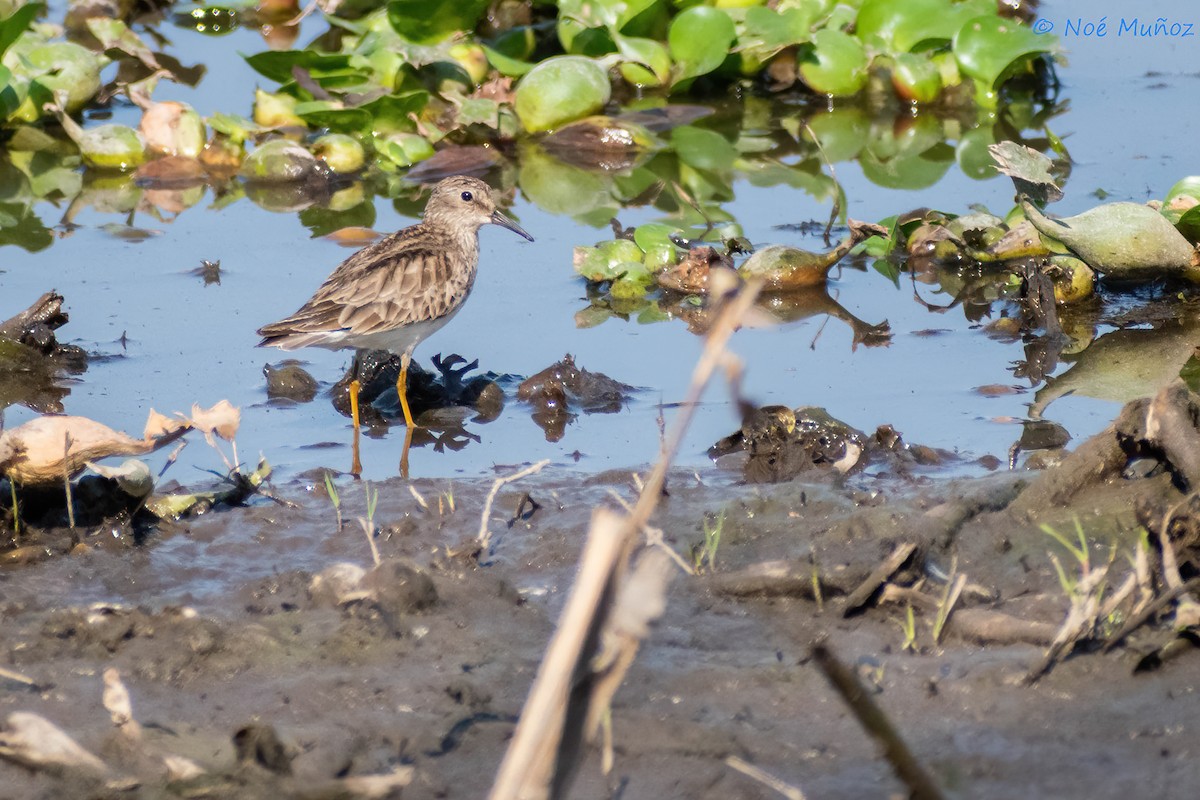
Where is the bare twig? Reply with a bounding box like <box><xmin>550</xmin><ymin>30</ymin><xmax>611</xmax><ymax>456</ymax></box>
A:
<box><xmin>811</xmin><ymin>642</ymin><xmax>948</xmax><ymax>800</ymax></box>
<box><xmin>843</xmin><ymin>542</ymin><xmax>918</xmax><ymax>615</ymax></box>
<box><xmin>63</xmin><ymin>433</ymin><xmax>75</xmax><ymax>530</ymax></box>
<box><xmin>726</xmin><ymin>755</ymin><xmax>808</xmax><ymax>800</ymax></box>
<box><xmin>477</xmin><ymin>460</ymin><xmax>551</xmax><ymax>553</ymax></box>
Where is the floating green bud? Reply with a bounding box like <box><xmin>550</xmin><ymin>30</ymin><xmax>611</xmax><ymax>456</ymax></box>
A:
<box><xmin>76</xmin><ymin>125</ymin><xmax>147</xmax><ymax>171</ymax></box>
<box><xmin>239</xmin><ymin>139</ymin><xmax>320</xmax><ymax>182</ymax></box>
<box><xmin>312</xmin><ymin>133</ymin><xmax>365</xmax><ymax>174</ymax></box>
<box><xmin>514</xmin><ymin>56</ymin><xmax>612</xmax><ymax>133</ymax></box>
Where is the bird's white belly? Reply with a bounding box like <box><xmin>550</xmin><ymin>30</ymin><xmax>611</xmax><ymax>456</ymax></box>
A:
<box><xmin>315</xmin><ymin>303</ymin><xmax>463</xmax><ymax>356</ymax></box>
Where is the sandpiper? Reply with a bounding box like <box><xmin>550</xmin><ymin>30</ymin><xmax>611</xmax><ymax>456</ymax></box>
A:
<box><xmin>257</xmin><ymin>175</ymin><xmax>534</xmax><ymax>434</ymax></box>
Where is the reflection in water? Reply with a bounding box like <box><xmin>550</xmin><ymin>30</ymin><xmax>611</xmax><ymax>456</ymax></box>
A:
<box><xmin>580</xmin><ymin>283</ymin><xmax>891</xmax><ymax>348</ymax></box>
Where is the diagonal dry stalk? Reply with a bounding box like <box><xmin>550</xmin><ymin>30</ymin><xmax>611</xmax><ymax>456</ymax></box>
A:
<box><xmin>489</xmin><ymin>282</ymin><xmax>762</xmax><ymax>800</ymax></box>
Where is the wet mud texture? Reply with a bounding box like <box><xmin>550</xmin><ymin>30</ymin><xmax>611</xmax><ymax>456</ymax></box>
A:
<box><xmin>2</xmin><ymin>425</ymin><xmax>1200</xmax><ymax>798</ymax></box>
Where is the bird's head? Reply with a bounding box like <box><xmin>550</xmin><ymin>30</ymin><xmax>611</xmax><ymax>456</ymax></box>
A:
<box><xmin>423</xmin><ymin>176</ymin><xmax>534</xmax><ymax>242</ymax></box>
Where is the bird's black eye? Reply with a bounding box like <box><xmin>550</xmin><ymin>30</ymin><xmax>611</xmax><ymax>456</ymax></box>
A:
<box><xmin>460</xmin><ymin>191</ymin><xmax>473</xmax><ymax>202</ymax></box>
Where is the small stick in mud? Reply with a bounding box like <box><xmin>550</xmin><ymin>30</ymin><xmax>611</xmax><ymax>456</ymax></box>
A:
<box><xmin>476</xmin><ymin>459</ymin><xmax>550</xmax><ymax>556</ymax></box>
<box><xmin>843</xmin><ymin>542</ymin><xmax>918</xmax><ymax>616</ymax></box>
<box><xmin>62</xmin><ymin>433</ymin><xmax>75</xmax><ymax>530</ymax></box>
<box><xmin>725</xmin><ymin>754</ymin><xmax>808</xmax><ymax>800</ymax></box>
<box><xmin>811</xmin><ymin>642</ymin><xmax>948</xmax><ymax>800</ymax></box>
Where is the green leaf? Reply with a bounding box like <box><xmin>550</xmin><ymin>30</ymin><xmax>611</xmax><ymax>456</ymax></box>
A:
<box><xmin>953</xmin><ymin>15</ymin><xmax>1054</xmax><ymax>95</ymax></box>
<box><xmin>374</xmin><ymin>132</ymin><xmax>434</xmax><ymax>167</ymax></box>
<box><xmin>799</xmin><ymin>29</ymin><xmax>869</xmax><ymax>97</ymax></box>
<box><xmin>481</xmin><ymin>44</ymin><xmax>535</xmax><ymax>77</ymax></box>
<box><xmin>360</xmin><ymin>91</ymin><xmax>429</xmax><ymax>134</ymax></box>
<box><xmin>575</xmin><ymin>239</ymin><xmax>645</xmax><ymax>281</ymax></box>
<box><xmin>741</xmin><ymin>6</ymin><xmax>814</xmax><ymax>51</ymax></box>
<box><xmin>244</xmin><ymin>50</ymin><xmax>354</xmax><ymax>84</ymax></box>
<box><xmin>207</xmin><ymin>112</ymin><xmax>263</xmax><ymax>143</ymax></box>
<box><xmin>0</xmin><ymin>2</ymin><xmax>41</xmax><ymax>59</ymax></box>
<box><xmin>872</xmin><ymin>258</ymin><xmax>902</xmax><ymax>287</ymax></box>
<box><xmin>633</xmin><ymin>222</ymin><xmax>677</xmax><ymax>253</ymax></box>
<box><xmin>514</xmin><ymin>56</ymin><xmax>611</xmax><ymax>133</ymax></box>
<box><xmin>668</xmin><ymin>6</ymin><xmax>736</xmax><ymax>84</ymax></box>
<box><xmin>294</xmin><ymin>102</ymin><xmax>373</xmax><ymax>134</ymax></box>
<box><xmin>614</xmin><ymin>34</ymin><xmax>670</xmax><ymax>83</ymax></box>
<box><xmin>857</xmin><ymin>0</ymin><xmax>992</xmax><ymax>53</ymax></box>
<box><xmin>671</xmin><ymin>126</ymin><xmax>737</xmax><ymax>172</ymax></box>
<box><xmin>386</xmin><ymin>0</ymin><xmax>489</xmax><ymax>44</ymax></box>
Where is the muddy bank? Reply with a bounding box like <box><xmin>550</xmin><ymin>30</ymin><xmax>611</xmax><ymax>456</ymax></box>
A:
<box><xmin>1</xmin><ymin>417</ymin><xmax>1199</xmax><ymax>798</ymax></box>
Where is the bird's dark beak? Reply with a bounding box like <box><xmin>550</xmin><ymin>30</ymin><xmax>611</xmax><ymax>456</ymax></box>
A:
<box><xmin>491</xmin><ymin>209</ymin><xmax>534</xmax><ymax>242</ymax></box>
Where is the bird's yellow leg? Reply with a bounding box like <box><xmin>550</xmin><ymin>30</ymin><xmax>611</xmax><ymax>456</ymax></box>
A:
<box><xmin>397</xmin><ymin>353</ymin><xmax>416</xmax><ymax>429</ymax></box>
<box><xmin>349</xmin><ymin>379</ymin><xmax>363</xmax><ymax>476</ymax></box>
<box><xmin>349</xmin><ymin>379</ymin><xmax>361</xmax><ymax>430</ymax></box>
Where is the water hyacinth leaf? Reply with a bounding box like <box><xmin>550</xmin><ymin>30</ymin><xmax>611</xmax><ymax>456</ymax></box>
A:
<box><xmin>294</xmin><ymin>102</ymin><xmax>373</xmax><ymax>134</ymax></box>
<box><xmin>239</xmin><ymin>139</ymin><xmax>320</xmax><ymax>182</ymax></box>
<box><xmin>1162</xmin><ymin>176</ymin><xmax>1200</xmax><ymax>224</ymax></box>
<box><xmin>361</xmin><ymin>91</ymin><xmax>430</xmax><ymax>134</ymax></box>
<box><xmin>671</xmin><ymin>125</ymin><xmax>737</xmax><ymax>172</ymax></box>
<box><xmin>386</xmin><ymin>0</ymin><xmax>489</xmax><ymax>44</ymax></box>
<box><xmin>312</xmin><ymin>133</ymin><xmax>365</xmax><ymax>173</ymax></box>
<box><xmin>375</xmin><ymin>132</ymin><xmax>434</xmax><ymax>167</ymax></box>
<box><xmin>75</xmin><ymin>125</ymin><xmax>147</xmax><ymax>170</ymax></box>
<box><xmin>953</xmin><ymin>15</ymin><xmax>1052</xmax><ymax>92</ymax></box>
<box><xmin>574</xmin><ymin>238</ymin><xmax>645</xmax><ymax>281</ymax></box>
<box><xmin>207</xmin><ymin>112</ymin><xmax>262</xmax><ymax>143</ymax></box>
<box><xmin>253</xmin><ymin>89</ymin><xmax>304</xmax><ymax>128</ymax></box>
<box><xmin>891</xmin><ymin>52</ymin><xmax>941</xmax><ymax>103</ymax></box>
<box><xmin>86</xmin><ymin>18</ymin><xmax>158</xmax><ymax>71</ymax></box>
<box><xmin>857</xmin><ymin>0</ymin><xmax>992</xmax><ymax>53</ymax></box>
<box><xmin>668</xmin><ymin>6</ymin><xmax>736</xmax><ymax>84</ymax></box>
<box><xmin>0</xmin><ymin>2</ymin><xmax>40</xmax><ymax>59</ymax></box>
<box><xmin>6</xmin><ymin>41</ymin><xmax>104</xmax><ymax>115</ymax></box>
<box><xmin>611</xmin><ymin>262</ymin><xmax>654</xmax><ymax>298</ymax></box>
<box><xmin>988</xmin><ymin>140</ymin><xmax>1062</xmax><ymax>203</ymax></box>
<box><xmin>244</xmin><ymin>50</ymin><xmax>354</xmax><ymax>84</ymax></box>
<box><xmin>0</xmin><ymin>64</ymin><xmax>18</xmax><ymax>119</ymax></box>
<box><xmin>1173</xmin><ymin>206</ymin><xmax>1200</xmax><ymax>245</ymax></box>
<box><xmin>614</xmin><ymin>34</ymin><xmax>670</xmax><ymax>84</ymax></box>
<box><xmin>482</xmin><ymin>44</ymin><xmax>535</xmax><ymax>77</ymax></box>
<box><xmin>1020</xmin><ymin>198</ymin><xmax>1198</xmax><ymax>281</ymax></box>
<box><xmin>798</xmin><ymin>29</ymin><xmax>869</xmax><ymax>97</ymax></box>
<box><xmin>741</xmin><ymin>5</ymin><xmax>815</xmax><ymax>51</ymax></box>
<box><xmin>514</xmin><ymin>55</ymin><xmax>611</xmax><ymax>133</ymax></box>
<box><xmin>633</xmin><ymin>222</ymin><xmax>677</xmax><ymax>253</ymax></box>
<box><xmin>455</xmin><ymin>97</ymin><xmax>503</xmax><ymax>128</ymax></box>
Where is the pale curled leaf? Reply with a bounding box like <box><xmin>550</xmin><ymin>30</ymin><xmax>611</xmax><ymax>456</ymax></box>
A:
<box><xmin>85</xmin><ymin>459</ymin><xmax>154</xmax><ymax>498</ymax></box>
<box><xmin>189</xmin><ymin>400</ymin><xmax>240</xmax><ymax>442</ymax></box>
<box><xmin>0</xmin><ymin>712</ymin><xmax>108</xmax><ymax>775</ymax></box>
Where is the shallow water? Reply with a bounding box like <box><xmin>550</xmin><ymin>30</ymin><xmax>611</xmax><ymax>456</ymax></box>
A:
<box><xmin>1</xmin><ymin>0</ymin><xmax>1197</xmax><ymax>484</ymax></box>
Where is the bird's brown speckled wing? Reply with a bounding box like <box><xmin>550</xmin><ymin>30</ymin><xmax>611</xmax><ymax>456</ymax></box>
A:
<box><xmin>258</xmin><ymin>224</ymin><xmax>477</xmax><ymax>343</ymax></box>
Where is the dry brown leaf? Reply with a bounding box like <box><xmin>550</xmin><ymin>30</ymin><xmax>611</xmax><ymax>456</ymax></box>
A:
<box><xmin>189</xmin><ymin>400</ymin><xmax>240</xmax><ymax>442</ymax></box>
<box><xmin>0</xmin><ymin>415</ymin><xmax>189</xmax><ymax>485</ymax></box>
<box><xmin>143</xmin><ymin>408</ymin><xmax>188</xmax><ymax>439</ymax></box>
